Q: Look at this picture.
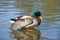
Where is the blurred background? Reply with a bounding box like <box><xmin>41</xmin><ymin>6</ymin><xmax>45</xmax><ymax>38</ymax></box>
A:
<box><xmin>0</xmin><ymin>0</ymin><xmax>60</xmax><ymax>40</ymax></box>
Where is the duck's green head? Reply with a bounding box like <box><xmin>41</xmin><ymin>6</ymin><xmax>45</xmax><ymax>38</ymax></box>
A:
<box><xmin>31</xmin><ymin>10</ymin><xmax>42</xmax><ymax>20</ymax></box>
<box><xmin>32</xmin><ymin>10</ymin><xmax>41</xmax><ymax>16</ymax></box>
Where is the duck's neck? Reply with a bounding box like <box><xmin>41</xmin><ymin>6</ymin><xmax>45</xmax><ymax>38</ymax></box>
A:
<box><xmin>33</xmin><ymin>16</ymin><xmax>39</xmax><ymax>18</ymax></box>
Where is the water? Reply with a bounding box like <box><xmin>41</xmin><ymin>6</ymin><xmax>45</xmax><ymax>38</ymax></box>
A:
<box><xmin>0</xmin><ymin>0</ymin><xmax>60</xmax><ymax>40</ymax></box>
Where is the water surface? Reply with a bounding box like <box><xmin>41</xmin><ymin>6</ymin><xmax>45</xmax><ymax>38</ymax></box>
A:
<box><xmin>0</xmin><ymin>0</ymin><xmax>60</xmax><ymax>40</ymax></box>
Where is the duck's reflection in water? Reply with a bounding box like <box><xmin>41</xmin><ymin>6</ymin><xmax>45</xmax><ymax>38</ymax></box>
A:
<box><xmin>10</xmin><ymin>28</ymin><xmax>41</xmax><ymax>40</ymax></box>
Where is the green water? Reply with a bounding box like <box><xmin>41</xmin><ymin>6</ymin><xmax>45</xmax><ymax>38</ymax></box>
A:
<box><xmin>0</xmin><ymin>0</ymin><xmax>60</xmax><ymax>40</ymax></box>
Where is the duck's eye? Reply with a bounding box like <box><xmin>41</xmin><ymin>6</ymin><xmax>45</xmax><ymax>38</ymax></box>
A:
<box><xmin>21</xmin><ymin>19</ymin><xmax>25</xmax><ymax>22</ymax></box>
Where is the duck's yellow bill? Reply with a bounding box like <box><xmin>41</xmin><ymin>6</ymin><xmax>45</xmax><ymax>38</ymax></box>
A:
<box><xmin>39</xmin><ymin>16</ymin><xmax>43</xmax><ymax>20</ymax></box>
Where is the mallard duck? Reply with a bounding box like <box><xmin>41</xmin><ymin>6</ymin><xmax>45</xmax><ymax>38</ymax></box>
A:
<box><xmin>9</xmin><ymin>10</ymin><xmax>42</xmax><ymax>30</ymax></box>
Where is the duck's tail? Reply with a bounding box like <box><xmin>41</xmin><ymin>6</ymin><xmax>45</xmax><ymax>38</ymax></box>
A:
<box><xmin>9</xmin><ymin>19</ymin><xmax>17</xmax><ymax>23</ymax></box>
